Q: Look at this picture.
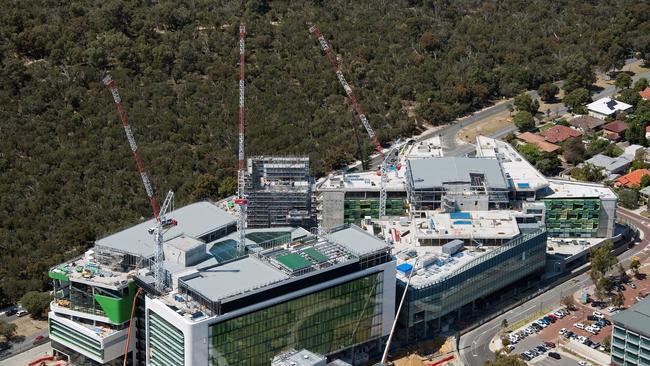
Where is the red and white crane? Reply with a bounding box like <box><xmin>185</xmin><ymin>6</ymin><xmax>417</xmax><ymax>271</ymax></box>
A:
<box><xmin>103</xmin><ymin>75</ymin><xmax>176</xmax><ymax>293</ymax></box>
<box><xmin>235</xmin><ymin>24</ymin><xmax>248</xmax><ymax>256</ymax></box>
<box><xmin>309</xmin><ymin>25</ymin><xmax>396</xmax><ymax>218</ymax></box>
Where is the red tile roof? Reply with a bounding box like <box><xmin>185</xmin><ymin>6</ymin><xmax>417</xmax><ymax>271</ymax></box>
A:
<box><xmin>517</xmin><ymin>132</ymin><xmax>561</xmax><ymax>153</ymax></box>
<box><xmin>603</xmin><ymin>120</ymin><xmax>628</xmax><ymax>133</ymax></box>
<box><xmin>640</xmin><ymin>87</ymin><xmax>650</xmax><ymax>100</ymax></box>
<box><xmin>540</xmin><ymin>125</ymin><xmax>582</xmax><ymax>143</ymax></box>
<box><xmin>615</xmin><ymin>169</ymin><xmax>650</xmax><ymax>188</ymax></box>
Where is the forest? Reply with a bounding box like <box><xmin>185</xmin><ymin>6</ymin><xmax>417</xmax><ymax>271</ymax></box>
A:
<box><xmin>1</xmin><ymin>0</ymin><xmax>650</xmax><ymax>304</ymax></box>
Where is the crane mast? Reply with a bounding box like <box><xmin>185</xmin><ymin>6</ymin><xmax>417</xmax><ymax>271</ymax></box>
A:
<box><xmin>235</xmin><ymin>24</ymin><xmax>248</xmax><ymax>256</ymax></box>
<box><xmin>103</xmin><ymin>75</ymin><xmax>175</xmax><ymax>292</ymax></box>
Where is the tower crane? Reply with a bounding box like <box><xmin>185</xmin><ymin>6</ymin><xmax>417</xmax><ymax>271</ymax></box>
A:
<box><xmin>310</xmin><ymin>25</ymin><xmax>401</xmax><ymax>218</ymax></box>
<box><xmin>103</xmin><ymin>75</ymin><xmax>176</xmax><ymax>292</ymax></box>
<box><xmin>235</xmin><ymin>24</ymin><xmax>248</xmax><ymax>256</ymax></box>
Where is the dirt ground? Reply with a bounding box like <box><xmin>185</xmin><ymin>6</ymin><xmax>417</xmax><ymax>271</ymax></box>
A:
<box><xmin>621</xmin><ymin>59</ymin><xmax>650</xmax><ymax>75</ymax></box>
<box><xmin>457</xmin><ymin>110</ymin><xmax>513</xmax><ymax>143</ymax></box>
<box><xmin>538</xmin><ymin>89</ymin><xmax>566</xmax><ymax>120</ymax></box>
<box><xmin>11</xmin><ymin>316</ymin><xmax>47</xmax><ymax>338</ymax></box>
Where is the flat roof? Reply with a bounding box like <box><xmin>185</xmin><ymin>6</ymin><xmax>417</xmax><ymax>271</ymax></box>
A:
<box><xmin>406</xmin><ymin>135</ymin><xmax>444</xmax><ymax>158</ymax></box>
<box><xmin>587</xmin><ymin>97</ymin><xmax>632</xmax><ymax>116</ymax></box>
<box><xmin>95</xmin><ymin>201</ymin><xmax>236</xmax><ymax>257</ymax></box>
<box><xmin>613</xmin><ymin>297</ymin><xmax>650</xmax><ymax>334</ymax></box>
<box><xmin>546</xmin><ymin>179</ymin><xmax>617</xmax><ymax>200</ymax></box>
<box><xmin>181</xmin><ymin>256</ymin><xmax>290</xmax><ymax>302</ymax></box>
<box><xmin>407</xmin><ymin>157</ymin><xmax>508</xmax><ymax>189</ymax></box>
<box><xmin>329</xmin><ymin>224</ymin><xmax>391</xmax><ymax>256</ymax></box>
<box><xmin>319</xmin><ymin>169</ymin><xmax>406</xmax><ymax>192</ymax></box>
<box><xmin>409</xmin><ymin>210</ymin><xmax>520</xmax><ymax>240</ymax></box>
<box><xmin>476</xmin><ymin>136</ymin><xmax>549</xmax><ymax>191</ymax></box>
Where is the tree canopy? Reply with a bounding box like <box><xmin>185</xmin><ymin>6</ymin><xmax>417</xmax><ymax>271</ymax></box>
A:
<box><xmin>0</xmin><ymin>0</ymin><xmax>648</xmax><ymax>303</ymax></box>
<box><xmin>513</xmin><ymin>111</ymin><xmax>535</xmax><ymax>132</ymax></box>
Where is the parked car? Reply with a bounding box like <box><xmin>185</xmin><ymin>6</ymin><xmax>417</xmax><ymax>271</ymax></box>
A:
<box><xmin>32</xmin><ymin>335</ymin><xmax>44</xmax><ymax>345</ymax></box>
<box><xmin>574</xmin><ymin>323</ymin><xmax>585</xmax><ymax>329</ymax></box>
<box><xmin>521</xmin><ymin>353</ymin><xmax>531</xmax><ymax>361</ymax></box>
<box><xmin>559</xmin><ymin>328</ymin><xmax>567</xmax><ymax>335</ymax></box>
<box><xmin>593</xmin><ymin>311</ymin><xmax>605</xmax><ymax>319</ymax></box>
<box><xmin>4</xmin><ymin>308</ymin><xmax>16</xmax><ymax>316</ymax></box>
<box><xmin>607</xmin><ymin>306</ymin><xmax>618</xmax><ymax>313</ymax></box>
<box><xmin>548</xmin><ymin>352</ymin><xmax>561</xmax><ymax>359</ymax></box>
<box><xmin>545</xmin><ymin>341</ymin><xmax>556</xmax><ymax>348</ymax></box>
<box><xmin>631</xmin><ymin>283</ymin><xmax>637</xmax><ymax>289</ymax></box>
<box><xmin>16</xmin><ymin>310</ymin><xmax>28</xmax><ymax>317</ymax></box>
<box><xmin>506</xmin><ymin>344</ymin><xmax>515</xmax><ymax>352</ymax></box>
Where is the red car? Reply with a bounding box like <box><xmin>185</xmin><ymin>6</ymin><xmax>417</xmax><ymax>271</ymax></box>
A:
<box><xmin>547</xmin><ymin>314</ymin><xmax>558</xmax><ymax>320</ymax></box>
<box><xmin>32</xmin><ymin>335</ymin><xmax>45</xmax><ymax>345</ymax></box>
<box><xmin>544</xmin><ymin>341</ymin><xmax>556</xmax><ymax>348</ymax></box>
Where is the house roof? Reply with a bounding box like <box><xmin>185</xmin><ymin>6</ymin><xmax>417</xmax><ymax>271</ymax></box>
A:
<box><xmin>614</xmin><ymin>169</ymin><xmax>650</xmax><ymax>188</ymax></box>
<box><xmin>585</xmin><ymin>154</ymin><xmax>632</xmax><ymax>173</ymax></box>
<box><xmin>586</xmin><ymin>97</ymin><xmax>632</xmax><ymax>116</ymax></box>
<box><xmin>646</xmin><ymin>125</ymin><xmax>650</xmax><ymax>133</ymax></box>
<box><xmin>569</xmin><ymin>115</ymin><xmax>605</xmax><ymax>131</ymax></box>
<box><xmin>640</xmin><ymin>87</ymin><xmax>650</xmax><ymax>100</ymax></box>
<box><xmin>517</xmin><ymin>132</ymin><xmax>560</xmax><ymax>153</ymax></box>
<box><xmin>540</xmin><ymin>125</ymin><xmax>582</xmax><ymax>143</ymax></box>
<box><xmin>603</xmin><ymin>120</ymin><xmax>629</xmax><ymax>133</ymax></box>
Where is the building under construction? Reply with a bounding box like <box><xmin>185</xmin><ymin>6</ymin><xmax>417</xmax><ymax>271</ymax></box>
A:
<box><xmin>245</xmin><ymin>156</ymin><xmax>317</xmax><ymax>230</ymax></box>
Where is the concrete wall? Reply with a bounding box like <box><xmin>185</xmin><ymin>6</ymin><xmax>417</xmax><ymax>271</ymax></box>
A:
<box><xmin>320</xmin><ymin>191</ymin><xmax>345</xmax><ymax>228</ymax></box>
<box><xmin>598</xmin><ymin>197</ymin><xmax>617</xmax><ymax>238</ymax></box>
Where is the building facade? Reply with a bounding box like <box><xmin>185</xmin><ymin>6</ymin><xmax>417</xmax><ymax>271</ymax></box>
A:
<box><xmin>611</xmin><ymin>298</ymin><xmax>650</xmax><ymax>366</ymax></box>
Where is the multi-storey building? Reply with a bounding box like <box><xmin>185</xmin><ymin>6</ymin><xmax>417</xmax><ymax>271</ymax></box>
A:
<box><xmin>245</xmin><ymin>156</ymin><xmax>317</xmax><ymax>230</ymax></box>
<box><xmin>611</xmin><ymin>297</ymin><xmax>650</xmax><ymax>366</ymax></box>
<box><xmin>48</xmin><ymin>200</ymin><xmax>394</xmax><ymax>365</ymax></box>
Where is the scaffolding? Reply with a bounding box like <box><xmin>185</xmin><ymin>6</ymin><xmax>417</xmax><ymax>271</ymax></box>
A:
<box><xmin>245</xmin><ymin>156</ymin><xmax>317</xmax><ymax>229</ymax></box>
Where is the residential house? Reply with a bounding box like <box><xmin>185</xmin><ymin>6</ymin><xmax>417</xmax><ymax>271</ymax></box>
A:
<box><xmin>516</xmin><ymin>132</ymin><xmax>560</xmax><ymax>153</ymax></box>
<box><xmin>584</xmin><ymin>154</ymin><xmax>632</xmax><ymax>179</ymax></box>
<box><xmin>640</xmin><ymin>87</ymin><xmax>650</xmax><ymax>101</ymax></box>
<box><xmin>586</xmin><ymin>97</ymin><xmax>632</xmax><ymax>119</ymax></box>
<box><xmin>613</xmin><ymin>169</ymin><xmax>650</xmax><ymax>188</ymax></box>
<box><xmin>602</xmin><ymin>120</ymin><xmax>629</xmax><ymax>141</ymax></box>
<box><xmin>569</xmin><ymin>115</ymin><xmax>606</xmax><ymax>133</ymax></box>
<box><xmin>540</xmin><ymin>125</ymin><xmax>582</xmax><ymax>144</ymax></box>
<box><xmin>645</xmin><ymin>125</ymin><xmax>650</xmax><ymax>139</ymax></box>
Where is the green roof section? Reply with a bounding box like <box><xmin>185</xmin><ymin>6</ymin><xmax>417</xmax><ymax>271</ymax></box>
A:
<box><xmin>48</xmin><ymin>270</ymin><xmax>69</xmax><ymax>282</ymax></box>
<box><xmin>276</xmin><ymin>253</ymin><xmax>312</xmax><ymax>271</ymax></box>
<box><xmin>303</xmin><ymin>248</ymin><xmax>329</xmax><ymax>263</ymax></box>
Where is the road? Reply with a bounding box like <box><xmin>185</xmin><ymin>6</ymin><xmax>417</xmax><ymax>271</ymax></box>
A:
<box><xmin>459</xmin><ymin>207</ymin><xmax>650</xmax><ymax>365</ymax></box>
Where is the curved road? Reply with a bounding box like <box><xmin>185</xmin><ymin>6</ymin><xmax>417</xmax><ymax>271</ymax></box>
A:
<box><xmin>459</xmin><ymin>207</ymin><xmax>650</xmax><ymax>365</ymax></box>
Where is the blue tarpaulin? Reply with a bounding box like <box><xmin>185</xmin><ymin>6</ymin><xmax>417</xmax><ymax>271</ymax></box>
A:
<box><xmin>449</xmin><ymin>212</ymin><xmax>471</xmax><ymax>220</ymax></box>
<box><xmin>396</xmin><ymin>263</ymin><xmax>413</xmax><ymax>274</ymax></box>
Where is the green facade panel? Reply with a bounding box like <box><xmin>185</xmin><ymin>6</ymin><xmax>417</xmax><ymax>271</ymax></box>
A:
<box><xmin>208</xmin><ymin>273</ymin><xmax>383</xmax><ymax>366</ymax></box>
<box><xmin>49</xmin><ymin>270</ymin><xmax>70</xmax><ymax>282</ymax></box>
<box><xmin>93</xmin><ymin>282</ymin><xmax>135</xmax><ymax>324</ymax></box>
<box><xmin>544</xmin><ymin>198</ymin><xmax>600</xmax><ymax>237</ymax></box>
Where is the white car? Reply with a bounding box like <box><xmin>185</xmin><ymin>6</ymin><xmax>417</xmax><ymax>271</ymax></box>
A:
<box><xmin>585</xmin><ymin>326</ymin><xmax>598</xmax><ymax>335</ymax></box>
<box><xmin>593</xmin><ymin>311</ymin><xmax>605</xmax><ymax>318</ymax></box>
<box><xmin>16</xmin><ymin>310</ymin><xmax>27</xmax><ymax>317</ymax></box>
<box><xmin>559</xmin><ymin>327</ymin><xmax>567</xmax><ymax>335</ymax></box>
<box><xmin>607</xmin><ymin>307</ymin><xmax>618</xmax><ymax>313</ymax></box>
<box><xmin>574</xmin><ymin>323</ymin><xmax>585</xmax><ymax>329</ymax></box>
<box><xmin>506</xmin><ymin>344</ymin><xmax>515</xmax><ymax>352</ymax></box>
<box><xmin>536</xmin><ymin>320</ymin><xmax>548</xmax><ymax>328</ymax></box>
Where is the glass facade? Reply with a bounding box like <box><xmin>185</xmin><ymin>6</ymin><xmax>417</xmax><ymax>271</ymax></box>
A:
<box><xmin>208</xmin><ymin>273</ymin><xmax>384</xmax><ymax>366</ymax></box>
<box><xmin>400</xmin><ymin>228</ymin><xmax>547</xmax><ymax>327</ymax></box>
<box><xmin>149</xmin><ymin>311</ymin><xmax>184</xmax><ymax>366</ymax></box>
<box><xmin>343</xmin><ymin>198</ymin><xmax>405</xmax><ymax>223</ymax></box>
<box><xmin>611</xmin><ymin>325</ymin><xmax>650</xmax><ymax>366</ymax></box>
<box><xmin>544</xmin><ymin>198</ymin><xmax>600</xmax><ymax>237</ymax></box>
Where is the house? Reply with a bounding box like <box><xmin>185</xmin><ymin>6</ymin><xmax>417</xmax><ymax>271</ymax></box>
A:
<box><xmin>584</xmin><ymin>154</ymin><xmax>632</xmax><ymax>178</ymax></box>
<box><xmin>516</xmin><ymin>132</ymin><xmax>561</xmax><ymax>153</ymax></box>
<box><xmin>602</xmin><ymin>120</ymin><xmax>629</xmax><ymax>141</ymax></box>
<box><xmin>540</xmin><ymin>125</ymin><xmax>582</xmax><ymax>143</ymax></box>
<box><xmin>586</xmin><ymin>97</ymin><xmax>632</xmax><ymax>119</ymax></box>
<box><xmin>623</xmin><ymin>144</ymin><xmax>645</xmax><ymax>159</ymax></box>
<box><xmin>569</xmin><ymin>115</ymin><xmax>606</xmax><ymax>133</ymax></box>
<box><xmin>639</xmin><ymin>186</ymin><xmax>650</xmax><ymax>204</ymax></box>
<box><xmin>613</xmin><ymin>169</ymin><xmax>650</xmax><ymax>188</ymax></box>
<box><xmin>640</xmin><ymin>87</ymin><xmax>650</xmax><ymax>101</ymax></box>
<box><xmin>646</xmin><ymin>125</ymin><xmax>650</xmax><ymax>139</ymax></box>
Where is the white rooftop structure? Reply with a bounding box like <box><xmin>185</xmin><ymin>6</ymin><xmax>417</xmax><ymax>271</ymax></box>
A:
<box><xmin>318</xmin><ymin>168</ymin><xmax>406</xmax><ymax>192</ymax></box>
<box><xmin>405</xmin><ymin>135</ymin><xmax>444</xmax><ymax>158</ymax></box>
<box><xmin>476</xmin><ymin>136</ymin><xmax>549</xmax><ymax>192</ymax></box>
<box><xmin>95</xmin><ymin>201</ymin><xmax>236</xmax><ymax>258</ymax></box>
<box><xmin>272</xmin><ymin>349</ymin><xmax>327</xmax><ymax>366</ymax></box>
<box><xmin>587</xmin><ymin>97</ymin><xmax>632</xmax><ymax>118</ymax></box>
<box><xmin>546</xmin><ymin>179</ymin><xmax>617</xmax><ymax>199</ymax></box>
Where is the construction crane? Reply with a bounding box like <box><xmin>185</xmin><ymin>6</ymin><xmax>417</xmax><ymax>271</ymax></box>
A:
<box><xmin>235</xmin><ymin>24</ymin><xmax>248</xmax><ymax>256</ymax></box>
<box><xmin>103</xmin><ymin>75</ymin><xmax>176</xmax><ymax>292</ymax></box>
<box><xmin>379</xmin><ymin>140</ymin><xmax>401</xmax><ymax>218</ymax></box>
<box><xmin>310</xmin><ymin>25</ymin><xmax>403</xmax><ymax>218</ymax></box>
<box><xmin>308</xmin><ymin>25</ymin><xmax>384</xmax><ymax>161</ymax></box>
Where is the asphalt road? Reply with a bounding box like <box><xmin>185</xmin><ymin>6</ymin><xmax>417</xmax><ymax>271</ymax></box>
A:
<box><xmin>459</xmin><ymin>207</ymin><xmax>650</xmax><ymax>365</ymax></box>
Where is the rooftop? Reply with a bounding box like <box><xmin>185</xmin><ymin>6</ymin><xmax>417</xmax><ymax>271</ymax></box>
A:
<box><xmin>475</xmin><ymin>136</ymin><xmax>549</xmax><ymax>191</ymax></box>
<box><xmin>319</xmin><ymin>168</ymin><xmax>406</xmax><ymax>192</ymax></box>
<box><xmin>407</xmin><ymin>210</ymin><xmax>520</xmax><ymax>241</ymax></box>
<box><xmin>603</xmin><ymin>120</ymin><xmax>629</xmax><ymax>133</ymax></box>
<box><xmin>95</xmin><ymin>201</ymin><xmax>236</xmax><ymax>258</ymax></box>
<box><xmin>175</xmin><ymin>224</ymin><xmax>388</xmax><ymax>305</ymax></box>
<box><xmin>587</xmin><ymin>97</ymin><xmax>632</xmax><ymax>116</ymax></box>
<box><xmin>641</xmin><ymin>87</ymin><xmax>650</xmax><ymax>100</ymax></box>
<box><xmin>272</xmin><ymin>349</ymin><xmax>326</xmax><ymax>366</ymax></box>
<box><xmin>585</xmin><ymin>154</ymin><xmax>631</xmax><ymax>173</ymax></box>
<box><xmin>540</xmin><ymin>125</ymin><xmax>582</xmax><ymax>143</ymax></box>
<box><xmin>545</xmin><ymin>179</ymin><xmax>617</xmax><ymax>200</ymax></box>
<box><xmin>405</xmin><ymin>135</ymin><xmax>444</xmax><ymax>158</ymax></box>
<box><xmin>407</xmin><ymin>157</ymin><xmax>508</xmax><ymax>190</ymax></box>
<box><xmin>614</xmin><ymin>169</ymin><xmax>650</xmax><ymax>188</ymax></box>
<box><xmin>569</xmin><ymin>115</ymin><xmax>606</xmax><ymax>131</ymax></box>
<box><xmin>613</xmin><ymin>296</ymin><xmax>650</xmax><ymax>334</ymax></box>
<box><xmin>516</xmin><ymin>132</ymin><xmax>560</xmax><ymax>153</ymax></box>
